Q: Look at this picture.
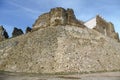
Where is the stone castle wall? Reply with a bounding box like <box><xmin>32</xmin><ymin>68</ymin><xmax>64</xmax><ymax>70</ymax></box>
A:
<box><xmin>33</xmin><ymin>7</ymin><xmax>84</xmax><ymax>29</ymax></box>
<box><xmin>0</xmin><ymin>7</ymin><xmax>119</xmax><ymax>42</ymax></box>
<box><xmin>95</xmin><ymin>15</ymin><xmax>108</xmax><ymax>34</ymax></box>
<box><xmin>107</xmin><ymin>22</ymin><xmax>119</xmax><ymax>41</ymax></box>
<box><xmin>33</xmin><ymin>9</ymin><xmax>119</xmax><ymax>41</ymax></box>
<box><xmin>33</xmin><ymin>13</ymin><xmax>50</xmax><ymax>28</ymax></box>
<box><xmin>0</xmin><ymin>25</ymin><xmax>120</xmax><ymax>73</ymax></box>
<box><xmin>0</xmin><ymin>7</ymin><xmax>120</xmax><ymax>73</ymax></box>
<box><xmin>50</xmin><ymin>7</ymin><xmax>67</xmax><ymax>26</ymax></box>
<box><xmin>94</xmin><ymin>15</ymin><xmax>119</xmax><ymax>41</ymax></box>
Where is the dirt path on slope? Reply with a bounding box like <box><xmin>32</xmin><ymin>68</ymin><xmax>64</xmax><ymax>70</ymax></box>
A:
<box><xmin>0</xmin><ymin>71</ymin><xmax>120</xmax><ymax>80</ymax></box>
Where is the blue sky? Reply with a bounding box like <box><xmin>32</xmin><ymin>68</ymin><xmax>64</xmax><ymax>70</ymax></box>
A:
<box><xmin>0</xmin><ymin>0</ymin><xmax>120</xmax><ymax>37</ymax></box>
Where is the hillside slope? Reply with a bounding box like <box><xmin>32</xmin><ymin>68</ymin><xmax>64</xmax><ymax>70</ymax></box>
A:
<box><xmin>0</xmin><ymin>25</ymin><xmax>120</xmax><ymax>73</ymax></box>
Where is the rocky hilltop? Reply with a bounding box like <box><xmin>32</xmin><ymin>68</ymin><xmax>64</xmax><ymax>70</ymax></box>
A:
<box><xmin>0</xmin><ymin>7</ymin><xmax>120</xmax><ymax>74</ymax></box>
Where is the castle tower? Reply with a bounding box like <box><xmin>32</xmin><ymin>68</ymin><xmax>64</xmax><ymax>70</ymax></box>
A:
<box><xmin>32</xmin><ymin>7</ymin><xmax>85</xmax><ymax>30</ymax></box>
<box><xmin>84</xmin><ymin>15</ymin><xmax>119</xmax><ymax>41</ymax></box>
<box><xmin>50</xmin><ymin>7</ymin><xmax>67</xmax><ymax>26</ymax></box>
<box><xmin>67</xmin><ymin>8</ymin><xmax>76</xmax><ymax>25</ymax></box>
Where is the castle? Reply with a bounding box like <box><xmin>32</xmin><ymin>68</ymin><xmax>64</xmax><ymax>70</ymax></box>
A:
<box><xmin>33</xmin><ymin>7</ymin><xmax>119</xmax><ymax>41</ymax></box>
<box><xmin>0</xmin><ymin>7</ymin><xmax>119</xmax><ymax>41</ymax></box>
<box><xmin>0</xmin><ymin>7</ymin><xmax>120</xmax><ymax>73</ymax></box>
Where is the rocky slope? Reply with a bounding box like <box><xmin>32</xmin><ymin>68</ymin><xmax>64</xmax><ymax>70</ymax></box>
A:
<box><xmin>0</xmin><ymin>25</ymin><xmax>120</xmax><ymax>73</ymax></box>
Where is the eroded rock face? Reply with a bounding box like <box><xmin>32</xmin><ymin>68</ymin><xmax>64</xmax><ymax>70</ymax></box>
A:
<box><xmin>33</xmin><ymin>7</ymin><xmax>85</xmax><ymax>29</ymax></box>
<box><xmin>0</xmin><ymin>26</ymin><xmax>9</xmax><ymax>41</ymax></box>
<box><xmin>12</xmin><ymin>27</ymin><xmax>24</xmax><ymax>37</ymax></box>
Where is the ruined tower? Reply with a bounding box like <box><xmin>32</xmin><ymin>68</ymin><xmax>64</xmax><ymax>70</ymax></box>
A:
<box><xmin>50</xmin><ymin>7</ymin><xmax>67</xmax><ymax>26</ymax></box>
<box><xmin>32</xmin><ymin>7</ymin><xmax>85</xmax><ymax>29</ymax></box>
<box><xmin>84</xmin><ymin>15</ymin><xmax>119</xmax><ymax>41</ymax></box>
<box><xmin>0</xmin><ymin>26</ymin><xmax>9</xmax><ymax>41</ymax></box>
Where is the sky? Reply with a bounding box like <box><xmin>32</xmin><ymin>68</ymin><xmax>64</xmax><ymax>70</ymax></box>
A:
<box><xmin>0</xmin><ymin>0</ymin><xmax>120</xmax><ymax>37</ymax></box>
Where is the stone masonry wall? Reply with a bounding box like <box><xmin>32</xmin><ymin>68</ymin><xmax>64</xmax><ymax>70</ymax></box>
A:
<box><xmin>33</xmin><ymin>8</ymin><xmax>119</xmax><ymax>41</ymax></box>
<box><xmin>107</xmin><ymin>22</ymin><xmax>119</xmax><ymax>41</ymax></box>
<box><xmin>94</xmin><ymin>15</ymin><xmax>119</xmax><ymax>41</ymax></box>
<box><xmin>50</xmin><ymin>7</ymin><xmax>67</xmax><ymax>26</ymax></box>
<box><xmin>32</xmin><ymin>7</ymin><xmax>85</xmax><ymax>29</ymax></box>
<box><xmin>0</xmin><ymin>25</ymin><xmax>120</xmax><ymax>73</ymax></box>
<box><xmin>95</xmin><ymin>15</ymin><xmax>108</xmax><ymax>35</ymax></box>
<box><xmin>67</xmin><ymin>8</ymin><xmax>83</xmax><ymax>27</ymax></box>
<box><xmin>33</xmin><ymin>13</ymin><xmax>50</xmax><ymax>28</ymax></box>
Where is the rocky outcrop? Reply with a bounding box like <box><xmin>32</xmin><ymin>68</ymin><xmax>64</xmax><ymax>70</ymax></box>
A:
<box><xmin>26</xmin><ymin>27</ymin><xmax>32</xmax><ymax>33</ymax></box>
<box><xmin>0</xmin><ymin>26</ymin><xmax>9</xmax><ymax>41</ymax></box>
<box><xmin>33</xmin><ymin>7</ymin><xmax>84</xmax><ymax>29</ymax></box>
<box><xmin>12</xmin><ymin>27</ymin><xmax>24</xmax><ymax>37</ymax></box>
